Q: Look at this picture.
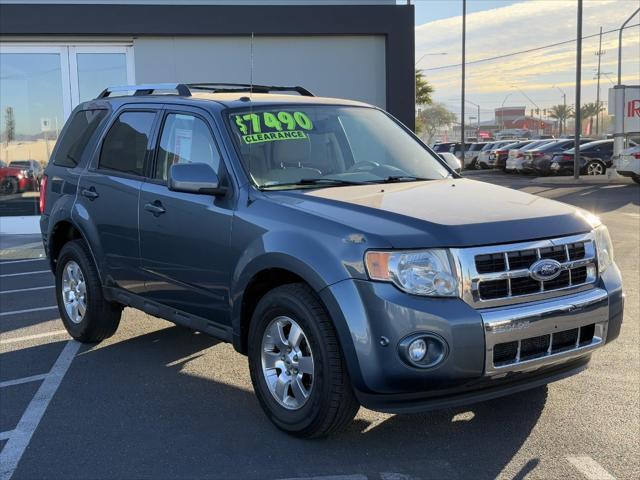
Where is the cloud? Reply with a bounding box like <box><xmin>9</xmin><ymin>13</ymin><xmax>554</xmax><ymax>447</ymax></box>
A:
<box><xmin>416</xmin><ymin>0</ymin><xmax>640</xmax><ymax>114</ymax></box>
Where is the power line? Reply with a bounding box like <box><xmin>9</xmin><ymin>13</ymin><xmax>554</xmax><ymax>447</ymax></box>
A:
<box><xmin>420</xmin><ymin>23</ymin><xmax>639</xmax><ymax>71</ymax></box>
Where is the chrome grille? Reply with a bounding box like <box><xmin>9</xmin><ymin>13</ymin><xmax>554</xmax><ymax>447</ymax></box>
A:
<box><xmin>453</xmin><ymin>232</ymin><xmax>598</xmax><ymax>308</ymax></box>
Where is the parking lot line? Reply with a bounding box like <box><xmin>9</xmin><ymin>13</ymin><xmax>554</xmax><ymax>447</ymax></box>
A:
<box><xmin>0</xmin><ymin>259</ymin><xmax>46</xmax><ymax>265</ymax></box>
<box><xmin>0</xmin><ymin>331</ymin><xmax>67</xmax><ymax>345</ymax></box>
<box><xmin>0</xmin><ymin>286</ymin><xmax>54</xmax><ymax>295</ymax></box>
<box><xmin>566</xmin><ymin>456</ymin><xmax>615</xmax><ymax>480</ymax></box>
<box><xmin>0</xmin><ymin>374</ymin><xmax>47</xmax><ymax>389</ymax></box>
<box><xmin>0</xmin><ymin>340</ymin><xmax>81</xmax><ymax>480</ymax></box>
<box><xmin>0</xmin><ymin>306</ymin><xmax>58</xmax><ymax>317</ymax></box>
<box><xmin>0</xmin><ymin>271</ymin><xmax>51</xmax><ymax>278</ymax></box>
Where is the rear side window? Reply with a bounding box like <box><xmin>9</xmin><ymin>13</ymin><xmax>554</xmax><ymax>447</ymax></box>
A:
<box><xmin>99</xmin><ymin>111</ymin><xmax>155</xmax><ymax>176</ymax></box>
<box><xmin>53</xmin><ymin>109</ymin><xmax>107</xmax><ymax>167</ymax></box>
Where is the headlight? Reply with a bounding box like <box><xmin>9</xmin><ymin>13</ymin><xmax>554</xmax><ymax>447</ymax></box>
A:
<box><xmin>365</xmin><ymin>249</ymin><xmax>459</xmax><ymax>297</ymax></box>
<box><xmin>594</xmin><ymin>225</ymin><xmax>614</xmax><ymax>272</ymax></box>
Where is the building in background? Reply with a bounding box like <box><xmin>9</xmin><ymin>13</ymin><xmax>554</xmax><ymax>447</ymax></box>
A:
<box><xmin>0</xmin><ymin>0</ymin><xmax>414</xmax><ymax>228</ymax></box>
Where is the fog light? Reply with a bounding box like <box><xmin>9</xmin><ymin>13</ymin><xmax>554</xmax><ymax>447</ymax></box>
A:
<box><xmin>398</xmin><ymin>333</ymin><xmax>449</xmax><ymax>369</ymax></box>
<box><xmin>408</xmin><ymin>338</ymin><xmax>427</xmax><ymax>362</ymax></box>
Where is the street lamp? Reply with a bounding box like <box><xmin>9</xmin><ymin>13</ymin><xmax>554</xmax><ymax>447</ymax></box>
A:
<box><xmin>500</xmin><ymin>93</ymin><xmax>512</xmax><ymax>131</ymax></box>
<box><xmin>466</xmin><ymin>99</ymin><xmax>481</xmax><ymax>139</ymax></box>
<box><xmin>552</xmin><ymin>85</ymin><xmax>567</xmax><ymax>136</ymax></box>
<box><xmin>415</xmin><ymin>52</ymin><xmax>448</xmax><ymax>67</ymax></box>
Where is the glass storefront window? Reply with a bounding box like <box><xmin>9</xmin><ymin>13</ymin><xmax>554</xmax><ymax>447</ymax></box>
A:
<box><xmin>0</xmin><ymin>44</ymin><xmax>133</xmax><ymax>218</ymax></box>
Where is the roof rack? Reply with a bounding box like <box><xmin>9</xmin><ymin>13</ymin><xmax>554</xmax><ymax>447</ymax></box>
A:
<box><xmin>96</xmin><ymin>82</ymin><xmax>314</xmax><ymax>99</ymax></box>
<box><xmin>187</xmin><ymin>83</ymin><xmax>314</xmax><ymax>97</ymax></box>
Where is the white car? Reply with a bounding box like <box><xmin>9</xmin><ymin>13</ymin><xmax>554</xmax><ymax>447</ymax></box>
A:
<box><xmin>614</xmin><ymin>145</ymin><xmax>640</xmax><ymax>184</ymax></box>
<box><xmin>439</xmin><ymin>152</ymin><xmax>462</xmax><ymax>173</ymax></box>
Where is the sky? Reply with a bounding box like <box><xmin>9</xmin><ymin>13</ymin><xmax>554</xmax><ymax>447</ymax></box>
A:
<box><xmin>412</xmin><ymin>0</ymin><xmax>640</xmax><ymax>124</ymax></box>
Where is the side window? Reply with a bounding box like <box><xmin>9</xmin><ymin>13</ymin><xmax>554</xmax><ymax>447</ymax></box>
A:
<box><xmin>99</xmin><ymin>111</ymin><xmax>155</xmax><ymax>176</ymax></box>
<box><xmin>155</xmin><ymin>113</ymin><xmax>221</xmax><ymax>181</ymax></box>
<box><xmin>53</xmin><ymin>109</ymin><xmax>107</xmax><ymax>167</ymax></box>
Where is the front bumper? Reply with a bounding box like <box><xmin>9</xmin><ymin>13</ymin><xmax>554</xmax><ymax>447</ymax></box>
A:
<box><xmin>320</xmin><ymin>264</ymin><xmax>623</xmax><ymax>413</ymax></box>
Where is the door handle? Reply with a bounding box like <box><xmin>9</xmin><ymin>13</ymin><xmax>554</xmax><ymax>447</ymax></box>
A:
<box><xmin>81</xmin><ymin>187</ymin><xmax>99</xmax><ymax>200</ymax></box>
<box><xmin>144</xmin><ymin>201</ymin><xmax>166</xmax><ymax>216</ymax></box>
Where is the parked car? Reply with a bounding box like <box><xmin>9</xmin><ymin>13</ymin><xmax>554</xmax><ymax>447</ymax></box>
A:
<box><xmin>523</xmin><ymin>138</ymin><xmax>595</xmax><ymax>176</ymax></box>
<box><xmin>506</xmin><ymin>140</ymin><xmax>555</xmax><ymax>173</ymax></box>
<box><xmin>550</xmin><ymin>139</ymin><xmax>635</xmax><ymax>176</ymax></box>
<box><xmin>438</xmin><ymin>152</ymin><xmax>462</xmax><ymax>173</ymax></box>
<box><xmin>465</xmin><ymin>142</ymin><xmax>487</xmax><ymax>169</ymax></box>
<box><xmin>432</xmin><ymin>142</ymin><xmax>456</xmax><ymax>154</ymax></box>
<box><xmin>504</xmin><ymin>140</ymin><xmax>534</xmax><ymax>172</ymax></box>
<box><xmin>613</xmin><ymin>145</ymin><xmax>640</xmax><ymax>184</ymax></box>
<box><xmin>0</xmin><ymin>161</ymin><xmax>36</xmax><ymax>195</ymax></box>
<box><xmin>490</xmin><ymin>141</ymin><xmax>532</xmax><ymax>171</ymax></box>
<box><xmin>451</xmin><ymin>142</ymin><xmax>473</xmax><ymax>161</ymax></box>
<box><xmin>9</xmin><ymin>159</ymin><xmax>43</xmax><ymax>182</ymax></box>
<box><xmin>41</xmin><ymin>82</ymin><xmax>623</xmax><ymax>438</ymax></box>
<box><xmin>481</xmin><ymin>141</ymin><xmax>517</xmax><ymax>169</ymax></box>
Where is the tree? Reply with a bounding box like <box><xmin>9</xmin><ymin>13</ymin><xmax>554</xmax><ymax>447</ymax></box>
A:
<box><xmin>548</xmin><ymin>104</ymin><xmax>573</xmax><ymax>136</ymax></box>
<box><xmin>415</xmin><ymin>69</ymin><xmax>434</xmax><ymax>106</ymax></box>
<box><xmin>4</xmin><ymin>107</ymin><xmax>15</xmax><ymax>145</ymax></box>
<box><xmin>576</xmin><ymin>102</ymin><xmax>605</xmax><ymax>135</ymax></box>
<box><xmin>417</xmin><ymin>102</ymin><xmax>457</xmax><ymax>142</ymax></box>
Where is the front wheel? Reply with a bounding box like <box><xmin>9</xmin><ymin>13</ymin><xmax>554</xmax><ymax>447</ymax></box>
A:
<box><xmin>0</xmin><ymin>177</ymin><xmax>18</xmax><ymax>195</ymax></box>
<box><xmin>56</xmin><ymin>240</ymin><xmax>122</xmax><ymax>342</ymax></box>
<box><xmin>248</xmin><ymin>283</ymin><xmax>359</xmax><ymax>438</ymax></box>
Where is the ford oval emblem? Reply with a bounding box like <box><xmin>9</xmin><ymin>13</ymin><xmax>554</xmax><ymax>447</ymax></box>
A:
<box><xmin>529</xmin><ymin>259</ymin><xmax>563</xmax><ymax>281</ymax></box>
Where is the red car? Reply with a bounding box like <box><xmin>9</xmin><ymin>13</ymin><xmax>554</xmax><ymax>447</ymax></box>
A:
<box><xmin>0</xmin><ymin>161</ymin><xmax>36</xmax><ymax>194</ymax></box>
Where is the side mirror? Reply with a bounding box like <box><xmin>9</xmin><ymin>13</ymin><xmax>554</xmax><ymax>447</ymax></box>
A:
<box><xmin>168</xmin><ymin>163</ymin><xmax>226</xmax><ymax>195</ymax></box>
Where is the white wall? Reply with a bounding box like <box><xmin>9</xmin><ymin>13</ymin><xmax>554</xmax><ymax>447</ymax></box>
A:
<box><xmin>133</xmin><ymin>36</ymin><xmax>386</xmax><ymax>108</ymax></box>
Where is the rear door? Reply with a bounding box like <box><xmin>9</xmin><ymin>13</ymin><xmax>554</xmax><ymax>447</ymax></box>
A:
<box><xmin>77</xmin><ymin>106</ymin><xmax>160</xmax><ymax>292</ymax></box>
<box><xmin>138</xmin><ymin>106</ymin><xmax>235</xmax><ymax>327</ymax></box>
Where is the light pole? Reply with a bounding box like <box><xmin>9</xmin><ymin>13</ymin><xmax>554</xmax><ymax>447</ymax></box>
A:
<box><xmin>500</xmin><ymin>93</ymin><xmax>512</xmax><ymax>131</ymax></box>
<box><xmin>553</xmin><ymin>85</ymin><xmax>567</xmax><ymax>136</ymax></box>
<box><xmin>460</xmin><ymin>0</ymin><xmax>467</xmax><ymax>159</ymax></box>
<box><xmin>466</xmin><ymin>99</ymin><xmax>481</xmax><ymax>139</ymax></box>
<box><xmin>415</xmin><ymin>52</ymin><xmax>448</xmax><ymax>67</ymax></box>
<box><xmin>594</xmin><ymin>26</ymin><xmax>605</xmax><ymax>137</ymax></box>
<box><xmin>617</xmin><ymin>7</ymin><xmax>640</xmax><ymax>84</ymax></box>
<box><xmin>574</xmin><ymin>0</ymin><xmax>583</xmax><ymax>180</ymax></box>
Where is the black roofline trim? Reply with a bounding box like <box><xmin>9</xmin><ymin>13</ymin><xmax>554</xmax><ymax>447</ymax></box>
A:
<box><xmin>0</xmin><ymin>3</ymin><xmax>415</xmax><ymax>130</ymax></box>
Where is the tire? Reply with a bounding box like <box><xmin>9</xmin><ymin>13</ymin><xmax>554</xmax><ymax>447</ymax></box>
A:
<box><xmin>55</xmin><ymin>240</ymin><xmax>122</xmax><ymax>343</ymax></box>
<box><xmin>632</xmin><ymin>174</ymin><xmax>640</xmax><ymax>185</ymax></box>
<box><xmin>248</xmin><ymin>283</ymin><xmax>360</xmax><ymax>438</ymax></box>
<box><xmin>0</xmin><ymin>177</ymin><xmax>18</xmax><ymax>195</ymax></box>
<box><xmin>585</xmin><ymin>159</ymin><xmax>606</xmax><ymax>176</ymax></box>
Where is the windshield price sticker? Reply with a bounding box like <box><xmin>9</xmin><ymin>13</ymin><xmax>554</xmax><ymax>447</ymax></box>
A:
<box><xmin>234</xmin><ymin>111</ymin><xmax>314</xmax><ymax>144</ymax></box>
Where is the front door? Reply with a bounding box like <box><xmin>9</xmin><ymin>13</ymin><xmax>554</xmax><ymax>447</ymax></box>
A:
<box><xmin>139</xmin><ymin>108</ymin><xmax>234</xmax><ymax>327</ymax></box>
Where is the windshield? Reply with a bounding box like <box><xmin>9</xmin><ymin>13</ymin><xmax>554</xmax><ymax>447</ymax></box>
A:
<box><xmin>227</xmin><ymin>105</ymin><xmax>450</xmax><ymax>189</ymax></box>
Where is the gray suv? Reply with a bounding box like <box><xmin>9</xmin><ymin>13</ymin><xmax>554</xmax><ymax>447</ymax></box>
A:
<box><xmin>40</xmin><ymin>83</ymin><xmax>624</xmax><ymax>437</ymax></box>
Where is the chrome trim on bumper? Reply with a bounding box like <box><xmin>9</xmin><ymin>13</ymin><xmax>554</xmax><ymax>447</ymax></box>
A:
<box><xmin>480</xmin><ymin>288</ymin><xmax>608</xmax><ymax>376</ymax></box>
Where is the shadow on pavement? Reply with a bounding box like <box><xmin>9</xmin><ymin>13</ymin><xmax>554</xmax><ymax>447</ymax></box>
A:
<box><xmin>13</xmin><ymin>325</ymin><xmax>547</xmax><ymax>480</ymax></box>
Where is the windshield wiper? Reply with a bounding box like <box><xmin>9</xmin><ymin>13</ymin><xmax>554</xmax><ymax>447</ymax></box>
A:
<box><xmin>259</xmin><ymin>178</ymin><xmax>366</xmax><ymax>189</ymax></box>
<box><xmin>369</xmin><ymin>175</ymin><xmax>431</xmax><ymax>184</ymax></box>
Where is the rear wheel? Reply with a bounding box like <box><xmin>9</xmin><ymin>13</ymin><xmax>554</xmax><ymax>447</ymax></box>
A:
<box><xmin>56</xmin><ymin>240</ymin><xmax>122</xmax><ymax>342</ymax></box>
<box><xmin>585</xmin><ymin>160</ymin><xmax>606</xmax><ymax>176</ymax></box>
<box><xmin>248</xmin><ymin>283</ymin><xmax>359</xmax><ymax>438</ymax></box>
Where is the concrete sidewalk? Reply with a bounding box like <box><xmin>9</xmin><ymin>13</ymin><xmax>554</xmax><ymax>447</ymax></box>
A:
<box><xmin>0</xmin><ymin>234</ymin><xmax>45</xmax><ymax>260</ymax></box>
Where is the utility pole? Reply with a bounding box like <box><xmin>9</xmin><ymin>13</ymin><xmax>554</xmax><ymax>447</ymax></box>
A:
<box><xmin>574</xmin><ymin>0</ymin><xmax>583</xmax><ymax>179</ymax></box>
<box><xmin>460</xmin><ymin>0</ymin><xmax>466</xmax><ymax>159</ymax></box>
<box><xmin>554</xmin><ymin>86</ymin><xmax>567</xmax><ymax>136</ymax></box>
<box><xmin>594</xmin><ymin>26</ymin><xmax>605</xmax><ymax>137</ymax></box>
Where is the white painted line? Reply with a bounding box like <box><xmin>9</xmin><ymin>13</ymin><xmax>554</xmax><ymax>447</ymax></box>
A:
<box><xmin>0</xmin><ymin>374</ymin><xmax>47</xmax><ymax>389</ymax></box>
<box><xmin>567</xmin><ymin>456</ymin><xmax>616</xmax><ymax>480</ymax></box>
<box><xmin>0</xmin><ymin>306</ymin><xmax>58</xmax><ymax>317</ymax></box>
<box><xmin>0</xmin><ymin>340</ymin><xmax>81</xmax><ymax>480</ymax></box>
<box><xmin>0</xmin><ymin>285</ymin><xmax>54</xmax><ymax>295</ymax></box>
<box><xmin>0</xmin><ymin>330</ymin><xmax>67</xmax><ymax>345</ymax></box>
<box><xmin>0</xmin><ymin>430</ymin><xmax>13</xmax><ymax>441</ymax></box>
<box><xmin>0</xmin><ymin>259</ymin><xmax>46</xmax><ymax>265</ymax></box>
<box><xmin>0</xmin><ymin>270</ymin><xmax>51</xmax><ymax>278</ymax></box>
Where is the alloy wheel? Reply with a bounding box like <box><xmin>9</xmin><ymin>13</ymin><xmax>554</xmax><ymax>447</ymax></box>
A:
<box><xmin>587</xmin><ymin>162</ymin><xmax>605</xmax><ymax>175</ymax></box>
<box><xmin>62</xmin><ymin>260</ymin><xmax>87</xmax><ymax>324</ymax></box>
<box><xmin>261</xmin><ymin>316</ymin><xmax>315</xmax><ymax>410</ymax></box>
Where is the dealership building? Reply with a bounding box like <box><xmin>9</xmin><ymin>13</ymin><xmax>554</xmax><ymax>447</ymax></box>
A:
<box><xmin>0</xmin><ymin>0</ymin><xmax>414</xmax><ymax>231</ymax></box>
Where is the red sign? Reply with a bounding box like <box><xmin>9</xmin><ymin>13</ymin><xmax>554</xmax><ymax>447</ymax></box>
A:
<box><xmin>628</xmin><ymin>99</ymin><xmax>640</xmax><ymax>118</ymax></box>
<box><xmin>478</xmin><ymin>131</ymin><xmax>491</xmax><ymax>138</ymax></box>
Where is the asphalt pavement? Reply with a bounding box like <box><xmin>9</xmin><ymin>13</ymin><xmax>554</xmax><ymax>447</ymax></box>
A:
<box><xmin>0</xmin><ymin>172</ymin><xmax>638</xmax><ymax>480</ymax></box>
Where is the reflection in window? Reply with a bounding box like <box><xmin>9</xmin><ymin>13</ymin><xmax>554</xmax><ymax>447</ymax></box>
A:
<box><xmin>77</xmin><ymin>53</ymin><xmax>128</xmax><ymax>103</ymax></box>
<box><xmin>1</xmin><ymin>53</ymin><xmax>65</xmax><ymax>215</ymax></box>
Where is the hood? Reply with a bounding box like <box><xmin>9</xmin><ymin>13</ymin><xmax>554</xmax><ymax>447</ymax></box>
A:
<box><xmin>265</xmin><ymin>179</ymin><xmax>595</xmax><ymax>248</ymax></box>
